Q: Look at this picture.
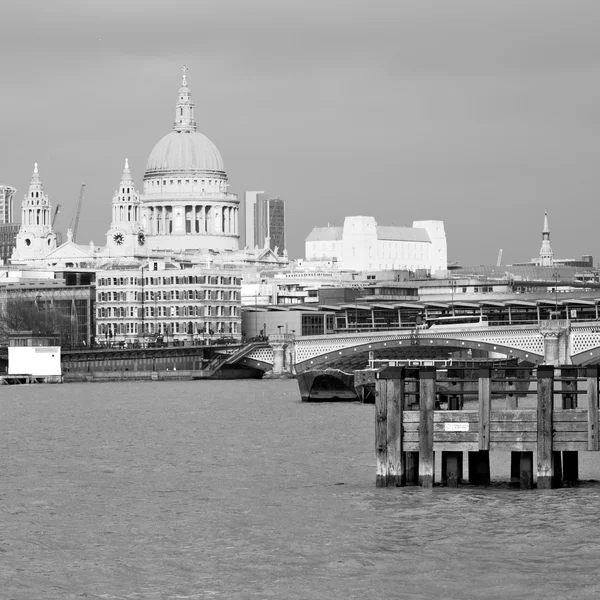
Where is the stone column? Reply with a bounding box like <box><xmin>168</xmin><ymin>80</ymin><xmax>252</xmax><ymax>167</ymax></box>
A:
<box><xmin>272</xmin><ymin>342</ymin><xmax>286</xmax><ymax>375</ymax></box>
<box><xmin>540</xmin><ymin>320</ymin><xmax>570</xmax><ymax>365</ymax></box>
<box><xmin>265</xmin><ymin>333</ymin><xmax>296</xmax><ymax>379</ymax></box>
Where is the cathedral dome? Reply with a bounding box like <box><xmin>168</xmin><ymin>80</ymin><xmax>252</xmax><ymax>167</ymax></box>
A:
<box><xmin>144</xmin><ymin>130</ymin><xmax>225</xmax><ymax>179</ymax></box>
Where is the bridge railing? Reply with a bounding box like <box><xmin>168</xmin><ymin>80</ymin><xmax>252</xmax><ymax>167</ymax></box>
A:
<box><xmin>332</xmin><ymin>319</ymin><xmax>546</xmax><ymax>334</ymax></box>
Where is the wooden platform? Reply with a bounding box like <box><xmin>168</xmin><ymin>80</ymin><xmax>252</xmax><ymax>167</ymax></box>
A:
<box><xmin>374</xmin><ymin>365</ymin><xmax>599</xmax><ymax>489</ymax></box>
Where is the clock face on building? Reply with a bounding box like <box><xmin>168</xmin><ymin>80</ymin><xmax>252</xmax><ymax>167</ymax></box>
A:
<box><xmin>113</xmin><ymin>232</ymin><xmax>124</xmax><ymax>246</ymax></box>
<box><xmin>138</xmin><ymin>232</ymin><xmax>145</xmax><ymax>246</ymax></box>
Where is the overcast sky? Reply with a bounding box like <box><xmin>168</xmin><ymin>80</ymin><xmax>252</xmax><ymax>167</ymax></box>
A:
<box><xmin>1</xmin><ymin>0</ymin><xmax>599</xmax><ymax>265</ymax></box>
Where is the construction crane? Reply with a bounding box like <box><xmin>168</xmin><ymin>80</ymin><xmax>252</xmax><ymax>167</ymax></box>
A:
<box><xmin>69</xmin><ymin>183</ymin><xmax>86</xmax><ymax>243</ymax></box>
<box><xmin>52</xmin><ymin>203</ymin><xmax>62</xmax><ymax>228</ymax></box>
<box><xmin>496</xmin><ymin>249</ymin><xmax>503</xmax><ymax>267</ymax></box>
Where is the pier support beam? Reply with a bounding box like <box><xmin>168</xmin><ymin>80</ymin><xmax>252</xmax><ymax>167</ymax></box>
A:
<box><xmin>419</xmin><ymin>367</ymin><xmax>436</xmax><ymax>488</ymax></box>
<box><xmin>537</xmin><ymin>365</ymin><xmax>555</xmax><ymax>489</ymax></box>
<box><xmin>587</xmin><ymin>366</ymin><xmax>599</xmax><ymax>452</ymax></box>
<box><xmin>375</xmin><ymin>367</ymin><xmax>405</xmax><ymax>487</ymax></box>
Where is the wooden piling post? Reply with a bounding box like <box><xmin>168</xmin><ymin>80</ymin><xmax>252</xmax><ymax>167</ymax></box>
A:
<box><xmin>587</xmin><ymin>366</ymin><xmax>599</xmax><ymax>451</ymax></box>
<box><xmin>375</xmin><ymin>376</ymin><xmax>388</xmax><ymax>487</ymax></box>
<box><xmin>537</xmin><ymin>365</ymin><xmax>555</xmax><ymax>489</ymax></box>
<box><xmin>375</xmin><ymin>367</ymin><xmax>405</xmax><ymax>487</ymax></box>
<box><xmin>478</xmin><ymin>367</ymin><xmax>491</xmax><ymax>450</ymax></box>
<box><xmin>381</xmin><ymin>367</ymin><xmax>405</xmax><ymax>486</ymax></box>
<box><xmin>419</xmin><ymin>366</ymin><xmax>436</xmax><ymax>488</ymax></box>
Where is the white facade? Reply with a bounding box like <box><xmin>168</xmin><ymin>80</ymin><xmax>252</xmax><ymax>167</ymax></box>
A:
<box><xmin>95</xmin><ymin>259</ymin><xmax>242</xmax><ymax>345</ymax></box>
<box><xmin>305</xmin><ymin>216</ymin><xmax>447</xmax><ymax>274</ymax></box>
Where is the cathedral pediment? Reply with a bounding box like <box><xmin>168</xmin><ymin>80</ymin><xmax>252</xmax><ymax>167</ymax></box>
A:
<box><xmin>44</xmin><ymin>241</ymin><xmax>95</xmax><ymax>261</ymax></box>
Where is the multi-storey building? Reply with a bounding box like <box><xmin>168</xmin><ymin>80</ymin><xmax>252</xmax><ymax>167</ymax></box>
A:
<box><xmin>305</xmin><ymin>216</ymin><xmax>447</xmax><ymax>274</ymax></box>
<box><xmin>0</xmin><ymin>183</ymin><xmax>16</xmax><ymax>224</ymax></box>
<box><xmin>0</xmin><ymin>269</ymin><xmax>94</xmax><ymax>347</ymax></box>
<box><xmin>244</xmin><ymin>191</ymin><xmax>286</xmax><ymax>255</ymax></box>
<box><xmin>0</xmin><ymin>184</ymin><xmax>19</xmax><ymax>265</ymax></box>
<box><xmin>243</xmin><ymin>191</ymin><xmax>266</xmax><ymax>248</ymax></box>
<box><xmin>95</xmin><ymin>258</ymin><xmax>242</xmax><ymax>346</ymax></box>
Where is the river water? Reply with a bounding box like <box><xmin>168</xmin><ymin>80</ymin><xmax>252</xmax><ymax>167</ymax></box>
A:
<box><xmin>1</xmin><ymin>380</ymin><xmax>599</xmax><ymax>599</ymax></box>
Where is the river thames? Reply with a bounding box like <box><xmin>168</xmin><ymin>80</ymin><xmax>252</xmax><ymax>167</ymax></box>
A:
<box><xmin>1</xmin><ymin>379</ymin><xmax>599</xmax><ymax>599</ymax></box>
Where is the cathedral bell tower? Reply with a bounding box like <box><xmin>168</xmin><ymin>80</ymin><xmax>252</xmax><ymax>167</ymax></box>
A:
<box><xmin>106</xmin><ymin>159</ymin><xmax>145</xmax><ymax>256</ymax></box>
<box><xmin>12</xmin><ymin>163</ymin><xmax>57</xmax><ymax>262</ymax></box>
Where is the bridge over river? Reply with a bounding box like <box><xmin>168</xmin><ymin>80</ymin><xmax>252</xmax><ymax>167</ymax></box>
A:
<box><xmin>236</xmin><ymin>320</ymin><xmax>600</xmax><ymax>376</ymax></box>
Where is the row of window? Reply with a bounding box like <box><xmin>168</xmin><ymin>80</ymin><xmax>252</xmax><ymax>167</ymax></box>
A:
<box><xmin>149</xmin><ymin>178</ymin><xmax>222</xmax><ymax>187</ymax></box>
<box><xmin>98</xmin><ymin>290</ymin><xmax>238</xmax><ymax>302</ymax></box>
<box><xmin>98</xmin><ymin>275</ymin><xmax>241</xmax><ymax>286</ymax></box>
<box><xmin>98</xmin><ymin>321</ymin><xmax>238</xmax><ymax>336</ymax></box>
<box><xmin>98</xmin><ymin>305</ymin><xmax>239</xmax><ymax>318</ymax></box>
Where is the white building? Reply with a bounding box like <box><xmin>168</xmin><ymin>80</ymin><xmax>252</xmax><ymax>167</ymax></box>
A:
<box><xmin>305</xmin><ymin>216</ymin><xmax>447</xmax><ymax>274</ymax></box>
<box><xmin>95</xmin><ymin>258</ymin><xmax>242</xmax><ymax>346</ymax></box>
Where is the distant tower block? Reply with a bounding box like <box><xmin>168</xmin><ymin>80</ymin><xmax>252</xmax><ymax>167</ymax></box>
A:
<box><xmin>539</xmin><ymin>211</ymin><xmax>554</xmax><ymax>267</ymax></box>
<box><xmin>0</xmin><ymin>183</ymin><xmax>16</xmax><ymax>224</ymax></box>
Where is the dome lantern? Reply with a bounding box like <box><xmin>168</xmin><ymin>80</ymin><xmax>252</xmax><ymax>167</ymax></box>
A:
<box><xmin>173</xmin><ymin>65</ymin><xmax>196</xmax><ymax>133</ymax></box>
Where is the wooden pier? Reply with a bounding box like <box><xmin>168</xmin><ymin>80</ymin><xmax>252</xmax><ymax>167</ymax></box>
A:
<box><xmin>373</xmin><ymin>365</ymin><xmax>599</xmax><ymax>489</ymax></box>
<box><xmin>0</xmin><ymin>374</ymin><xmax>63</xmax><ymax>385</ymax></box>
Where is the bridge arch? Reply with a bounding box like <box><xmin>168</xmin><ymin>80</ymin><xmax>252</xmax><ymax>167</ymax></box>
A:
<box><xmin>295</xmin><ymin>336</ymin><xmax>544</xmax><ymax>373</ymax></box>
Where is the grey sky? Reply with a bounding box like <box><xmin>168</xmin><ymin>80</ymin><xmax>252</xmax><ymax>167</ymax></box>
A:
<box><xmin>1</xmin><ymin>0</ymin><xmax>599</xmax><ymax>265</ymax></box>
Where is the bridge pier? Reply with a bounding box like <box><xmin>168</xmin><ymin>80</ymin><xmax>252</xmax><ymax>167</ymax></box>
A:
<box><xmin>540</xmin><ymin>320</ymin><xmax>570</xmax><ymax>365</ymax></box>
<box><xmin>264</xmin><ymin>333</ymin><xmax>296</xmax><ymax>379</ymax></box>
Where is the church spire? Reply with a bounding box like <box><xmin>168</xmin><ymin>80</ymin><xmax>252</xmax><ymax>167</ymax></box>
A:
<box><xmin>543</xmin><ymin>211</ymin><xmax>550</xmax><ymax>236</ymax></box>
<box><xmin>539</xmin><ymin>211</ymin><xmax>553</xmax><ymax>267</ymax></box>
<box><xmin>173</xmin><ymin>65</ymin><xmax>196</xmax><ymax>133</ymax></box>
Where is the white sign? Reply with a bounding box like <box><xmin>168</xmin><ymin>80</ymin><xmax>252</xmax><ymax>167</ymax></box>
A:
<box><xmin>444</xmin><ymin>422</ymin><xmax>470</xmax><ymax>432</ymax></box>
<box><xmin>8</xmin><ymin>347</ymin><xmax>61</xmax><ymax>376</ymax></box>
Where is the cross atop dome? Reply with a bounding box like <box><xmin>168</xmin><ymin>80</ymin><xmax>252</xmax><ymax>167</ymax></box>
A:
<box><xmin>181</xmin><ymin>65</ymin><xmax>188</xmax><ymax>86</ymax></box>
